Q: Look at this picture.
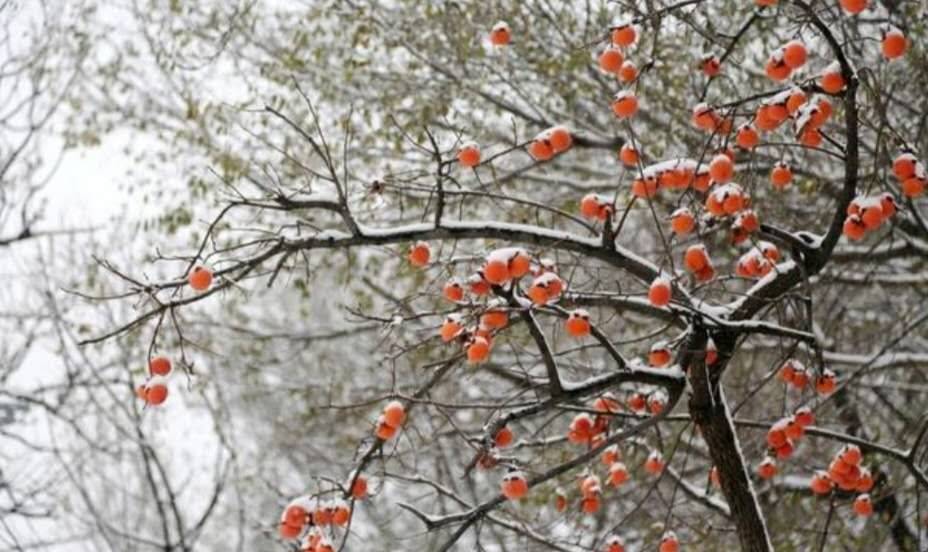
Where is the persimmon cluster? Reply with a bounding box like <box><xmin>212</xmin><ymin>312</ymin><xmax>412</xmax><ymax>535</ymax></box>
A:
<box><xmin>434</xmin><ymin>247</ymin><xmax>568</xmax><ymax>365</ymax></box>
<box><xmin>842</xmin><ymin>193</ymin><xmax>898</xmax><ymax>241</ymax></box>
<box><xmin>278</xmin><ymin>494</ymin><xmax>355</xmax><ymax>551</ymax></box>
<box><xmin>810</xmin><ymin>444</ymin><xmax>876</xmax><ymax>518</ymax></box>
<box><xmin>135</xmin><ymin>356</ymin><xmax>173</xmax><ymax>406</ymax></box>
<box><xmin>779</xmin><ymin>359</ymin><xmax>838</xmax><ymax>396</ymax></box>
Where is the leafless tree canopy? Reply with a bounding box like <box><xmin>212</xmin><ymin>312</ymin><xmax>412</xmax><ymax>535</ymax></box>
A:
<box><xmin>2</xmin><ymin>1</ymin><xmax>928</xmax><ymax>551</ymax></box>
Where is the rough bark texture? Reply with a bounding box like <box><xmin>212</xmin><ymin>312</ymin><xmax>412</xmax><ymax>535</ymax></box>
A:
<box><xmin>688</xmin><ymin>329</ymin><xmax>773</xmax><ymax>552</ymax></box>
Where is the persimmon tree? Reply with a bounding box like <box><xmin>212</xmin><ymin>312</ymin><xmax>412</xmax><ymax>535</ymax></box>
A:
<box><xmin>70</xmin><ymin>0</ymin><xmax>928</xmax><ymax>551</ymax></box>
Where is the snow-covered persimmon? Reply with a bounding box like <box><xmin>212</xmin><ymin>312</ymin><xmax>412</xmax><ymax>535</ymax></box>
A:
<box><xmin>489</xmin><ymin>21</ymin><xmax>511</xmax><ymax>46</ymax></box>
<box><xmin>619</xmin><ymin>143</ymin><xmax>639</xmax><ymax>166</ymax></box>
<box><xmin>644</xmin><ymin>450</ymin><xmax>664</xmax><ymax>475</ymax></box>
<box><xmin>443</xmin><ymin>280</ymin><xmax>464</xmax><ymax>302</ymax></box>
<box><xmin>375</xmin><ymin>415</ymin><xmax>398</xmax><ymax>440</ymax></box>
<box><xmin>770</xmin><ymin>163</ymin><xmax>792</xmax><ymax>189</ymax></box>
<box><xmin>736</xmin><ymin>124</ymin><xmax>759</xmax><ymax>150</ymax></box>
<box><xmin>670</xmin><ymin>208</ymin><xmax>695</xmax><ymax>236</ymax></box>
<box><xmin>618</xmin><ymin>60</ymin><xmax>638</xmax><ymax>83</ymax></box>
<box><xmin>494</xmin><ymin>426</ymin><xmax>513</xmax><ymax>448</ymax></box>
<box><xmin>440</xmin><ymin>316</ymin><xmax>463</xmax><ymax>342</ymax></box>
<box><xmin>608</xmin><ymin>462</ymin><xmax>629</xmax><ymax>487</ymax></box>
<box><xmin>457</xmin><ymin>142</ymin><xmax>481</xmax><ymax>167</ymax></box>
<box><xmin>701</xmin><ymin>54</ymin><xmax>721</xmax><ymax>77</ymax></box>
<box><xmin>810</xmin><ymin>471</ymin><xmax>833</xmax><ymax>494</ymax></box>
<box><xmin>383</xmin><ymin>400</ymin><xmax>406</xmax><ymax>428</ymax></box>
<box><xmin>683</xmin><ymin>244</ymin><xmax>710</xmax><ymax>273</ymax></box>
<box><xmin>528</xmin><ymin>137</ymin><xmax>555</xmax><ymax>161</ymax></box>
<box><xmin>604</xmin><ymin>535</ymin><xmax>626</xmax><ymax>552</ymax></box>
<box><xmin>331</xmin><ymin>502</ymin><xmax>350</xmax><ymax>527</ymax></box>
<box><xmin>480</xmin><ymin>307</ymin><xmax>508</xmax><ymax>330</ymax></box>
<box><xmin>757</xmin><ymin>456</ymin><xmax>777</xmax><ymax>479</ymax></box>
<box><xmin>144</xmin><ymin>377</ymin><xmax>169</xmax><ymax>406</ymax></box>
<box><xmin>782</xmin><ymin>40</ymin><xmax>807</xmax><ymax>69</ymax></box>
<box><xmin>466</xmin><ymin>336</ymin><xmax>491</xmax><ymax>364</ymax></box>
<box><xmin>820</xmin><ymin>62</ymin><xmax>845</xmax><ymax>94</ymax></box>
<box><xmin>853</xmin><ymin>494</ymin><xmax>873</xmax><ymax>516</ymax></box>
<box><xmin>659</xmin><ymin>531</ymin><xmax>679</xmax><ymax>552</ymax></box>
<box><xmin>648</xmin><ymin>342</ymin><xmax>671</xmax><ymax>367</ymax></box>
<box><xmin>893</xmin><ymin>153</ymin><xmax>917</xmax><ymax>180</ymax></box>
<box><xmin>565</xmin><ymin>309</ymin><xmax>591</xmax><ymax>337</ymax></box>
<box><xmin>548</xmin><ymin>126</ymin><xmax>573</xmax><ymax>153</ymax></box>
<box><xmin>350</xmin><ymin>474</ymin><xmax>368</xmax><ymax>499</ymax></box>
<box><xmin>612</xmin><ymin>91</ymin><xmax>638</xmax><ymax>119</ymax></box>
<box><xmin>708</xmin><ymin>154</ymin><xmax>733</xmax><ymax>183</ymax></box>
<box><xmin>501</xmin><ymin>470</ymin><xmax>529</xmax><ymax>500</ymax></box>
<box><xmin>648</xmin><ymin>275</ymin><xmax>672</xmax><ymax>307</ymax></box>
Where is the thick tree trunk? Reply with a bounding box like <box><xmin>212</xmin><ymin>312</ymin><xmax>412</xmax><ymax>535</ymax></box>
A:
<box><xmin>687</xmin><ymin>330</ymin><xmax>773</xmax><ymax>552</ymax></box>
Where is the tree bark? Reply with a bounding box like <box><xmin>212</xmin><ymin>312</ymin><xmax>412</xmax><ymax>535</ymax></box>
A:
<box><xmin>687</xmin><ymin>330</ymin><xmax>773</xmax><ymax>552</ymax></box>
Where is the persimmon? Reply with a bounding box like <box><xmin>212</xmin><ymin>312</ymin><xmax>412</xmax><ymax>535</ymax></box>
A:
<box><xmin>331</xmin><ymin>502</ymin><xmax>350</xmax><ymax>526</ymax></box>
<box><xmin>644</xmin><ymin>450</ymin><xmax>664</xmax><ymax>475</ymax></box>
<box><xmin>481</xmin><ymin>308</ymin><xmax>508</xmax><ymax>330</ymax></box>
<box><xmin>893</xmin><ymin>153</ymin><xmax>917</xmax><ymax>180</ymax></box>
<box><xmin>482</xmin><ymin>260</ymin><xmax>509</xmax><ymax>285</ymax></box>
<box><xmin>736</xmin><ymin>124</ymin><xmax>759</xmax><ymax>150</ymax></box>
<box><xmin>648</xmin><ymin>276</ymin><xmax>672</xmax><ymax>307</ymax></box>
<box><xmin>820</xmin><ymin>62</ymin><xmax>845</xmax><ymax>94</ymax></box>
<box><xmin>618</xmin><ymin>60</ymin><xmax>638</xmax><ymax>82</ymax></box>
<box><xmin>149</xmin><ymin>356</ymin><xmax>172</xmax><ymax>376</ymax></box>
<box><xmin>508</xmin><ymin>250</ymin><xmax>532</xmax><ymax>279</ymax></box>
<box><xmin>619</xmin><ymin>143</ymin><xmax>639</xmax><ymax>166</ymax></box>
<box><xmin>568</xmin><ymin>413</ymin><xmax>594</xmax><ymax>444</ymax></box>
<box><xmin>851</xmin><ymin>493</ymin><xmax>874</xmax><ymax>517</ymax></box>
<box><xmin>565</xmin><ymin>309</ymin><xmax>591</xmax><ymax>338</ymax></box>
<box><xmin>189</xmin><ymin>266</ymin><xmax>213</xmax><ymax>291</ymax></box>
<box><xmin>593</xmin><ymin>392</ymin><xmax>621</xmax><ymax>414</ymax></box>
<box><xmin>631</xmin><ymin>176</ymin><xmax>658</xmax><ymax>198</ymax></box>
<box><xmin>457</xmin><ymin>142</ymin><xmax>481</xmax><ymax>167</ymax></box>
<box><xmin>800</xmin><ymin>128</ymin><xmax>823</xmax><ymax>147</ymax></box>
<box><xmin>767</xmin><ymin>419</ymin><xmax>789</xmax><ymax>448</ymax></box>
<box><xmin>580</xmin><ymin>494</ymin><xmax>601</xmax><ymax>513</ymax></box>
<box><xmin>882</xmin><ymin>29</ymin><xmax>907</xmax><ymax>60</ymax></box>
<box><xmin>670</xmin><ymin>208</ymin><xmax>696</xmax><ymax>236</ymax></box>
<box><xmin>599</xmin><ymin>46</ymin><xmax>624</xmax><ymax>73</ymax></box>
<box><xmin>810</xmin><ymin>471</ymin><xmax>833</xmax><ymax>494</ymax></box>
<box><xmin>794</xmin><ymin>406</ymin><xmax>815</xmax><ymax>427</ymax></box>
<box><xmin>684</xmin><ymin>244</ymin><xmax>710</xmax><ymax>272</ymax></box>
<box><xmin>649</xmin><ymin>342</ymin><xmax>672</xmax><ymax>367</ymax></box>
<box><xmin>691</xmin><ymin>103</ymin><xmax>720</xmax><ymax>131</ymax></box>
<box><xmin>313</xmin><ymin>502</ymin><xmax>333</xmax><ymax>526</ymax></box>
<box><xmin>770</xmin><ymin>163</ymin><xmax>793</xmax><ymax>189</ymax></box>
<box><xmin>375</xmin><ymin>415</ymin><xmax>398</xmax><ymax>440</ymax></box>
<box><xmin>529</xmin><ymin>137</ymin><xmax>555</xmax><ymax>161</ymax></box>
<box><xmin>843</xmin><ymin>214</ymin><xmax>867</xmax><ymax>241</ymax></box>
<box><xmin>527</xmin><ymin>273</ymin><xmax>562</xmax><ymax>305</ymax></box>
<box><xmin>554</xmin><ymin>489</ymin><xmax>568</xmax><ymax>512</ymax></box>
<box><xmin>784</xmin><ymin>416</ymin><xmax>805</xmax><ymax>441</ymax></box>
<box><xmin>757</xmin><ymin>456</ymin><xmax>778</xmax><ymax>480</ymax></box>
<box><xmin>628</xmin><ymin>392</ymin><xmax>647</xmax><ymax>412</ymax></box>
<box><xmin>840</xmin><ymin>444</ymin><xmax>862</xmax><ymax>465</ymax></box>
<box><xmin>781</xmin><ymin>40</ymin><xmax>807</xmax><ymax>69</ymax></box>
<box><xmin>755</xmin><ymin>0</ymin><xmax>777</xmax><ymax>5</ymax></box>
<box><xmin>708</xmin><ymin>154</ymin><xmax>734</xmax><ymax>183</ymax></box>
<box><xmin>776</xmin><ymin>439</ymin><xmax>794</xmax><ymax>460</ymax></box>
<box><xmin>700</xmin><ymin>54</ymin><xmax>721</xmax><ymax>77</ymax></box>
<box><xmin>602</xmin><ymin>445</ymin><xmax>622</xmax><ymax>466</ymax></box>
<box><xmin>659</xmin><ymin>531</ymin><xmax>680</xmax><ymax>552</ymax></box>
<box><xmin>606</xmin><ymin>461</ymin><xmax>630</xmax><ymax>488</ymax></box>
<box><xmin>383</xmin><ymin>400</ymin><xmax>406</xmax><ymax>428</ymax></box>
<box><xmin>879</xmin><ymin>193</ymin><xmax>897</xmax><ymax>218</ymax></box>
<box><xmin>490</xmin><ymin>21</ymin><xmax>511</xmax><ymax>46</ymax></box>
<box><xmin>791</xmin><ymin>367</ymin><xmax>810</xmax><ymax>389</ymax></box>
<box><xmin>604</xmin><ymin>535</ymin><xmax>626</xmax><ymax>552</ymax></box>
<box><xmin>815</xmin><ymin>370</ymin><xmax>837</xmax><ymax>395</ymax></box>
<box><xmin>580</xmin><ymin>474</ymin><xmax>601</xmax><ymax>496</ymax></box>
<box><xmin>611</xmin><ymin>24</ymin><xmax>636</xmax><ymax>47</ymax></box>
<box><xmin>494</xmin><ymin>426</ymin><xmax>513</xmax><ymax>448</ymax></box>
<box><xmin>466</xmin><ymin>336</ymin><xmax>491</xmax><ymax>364</ymax></box>
<box><xmin>468</xmin><ymin>274</ymin><xmax>491</xmax><ymax>296</ymax></box>
<box><xmin>839</xmin><ymin>0</ymin><xmax>868</xmax><ymax>14</ymax></box>
<box><xmin>408</xmin><ymin>241</ymin><xmax>431</xmax><ymax>267</ymax></box>
<box><xmin>647</xmin><ymin>391</ymin><xmax>667</xmax><ymax>415</ymax></box>
<box><xmin>734</xmin><ymin>210</ymin><xmax>759</xmax><ymax>234</ymax></box>
<box><xmin>902</xmin><ymin>176</ymin><xmax>926</xmax><ymax>198</ymax></box>
<box><xmin>548</xmin><ymin>126</ymin><xmax>573</xmax><ymax>153</ymax></box>
<box><xmin>443</xmin><ymin>280</ymin><xmax>464</xmax><ymax>303</ymax></box>
<box><xmin>786</xmin><ymin>88</ymin><xmax>807</xmax><ymax>114</ymax></box>
<box><xmin>856</xmin><ymin>468</ymin><xmax>874</xmax><ymax>492</ymax></box>
<box><xmin>440</xmin><ymin>316</ymin><xmax>463</xmax><ymax>342</ymax></box>
<box><xmin>279</xmin><ymin>521</ymin><xmax>302</xmax><ymax>540</ymax></box>
<box><xmin>350</xmin><ymin>474</ymin><xmax>368</xmax><ymax>499</ymax></box>
<box><xmin>612</xmin><ymin>91</ymin><xmax>638</xmax><ymax>118</ymax></box>
<box><xmin>765</xmin><ymin>57</ymin><xmax>791</xmax><ymax>81</ymax></box>
<box><xmin>501</xmin><ymin>471</ymin><xmax>529</xmax><ymax>500</ymax></box>
<box><xmin>146</xmin><ymin>378</ymin><xmax>169</xmax><ymax>406</ymax></box>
